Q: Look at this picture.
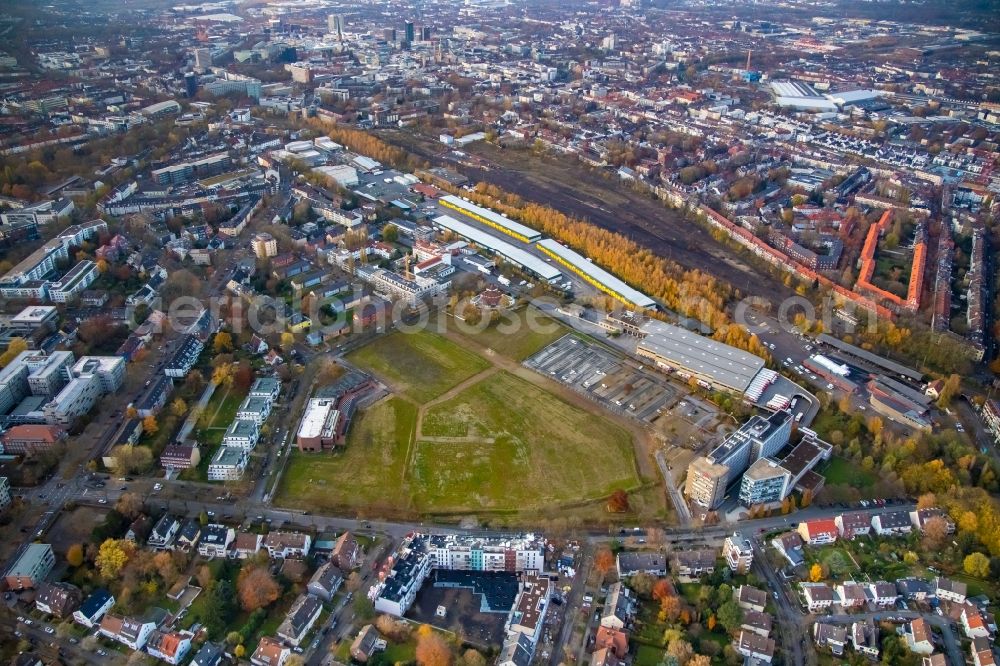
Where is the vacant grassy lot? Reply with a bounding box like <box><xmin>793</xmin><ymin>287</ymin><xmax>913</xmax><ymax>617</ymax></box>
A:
<box><xmin>412</xmin><ymin>371</ymin><xmax>638</xmax><ymax>512</ymax></box>
<box><xmin>451</xmin><ymin>307</ymin><xmax>569</xmax><ymax>361</ymax></box>
<box><xmin>821</xmin><ymin>456</ymin><xmax>875</xmax><ymax>488</ymax></box>
<box><xmin>275</xmin><ymin>397</ymin><xmax>417</xmax><ymax>514</ymax></box>
<box><xmin>347</xmin><ymin>330</ymin><xmax>489</xmax><ymax>403</ymax></box>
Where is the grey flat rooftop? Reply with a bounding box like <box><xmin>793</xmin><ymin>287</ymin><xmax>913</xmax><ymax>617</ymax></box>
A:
<box><xmin>638</xmin><ymin>320</ymin><xmax>765</xmax><ymax>392</ymax></box>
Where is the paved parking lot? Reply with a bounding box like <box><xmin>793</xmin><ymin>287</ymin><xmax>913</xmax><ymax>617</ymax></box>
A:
<box><xmin>524</xmin><ymin>335</ymin><xmax>678</xmax><ymax>423</ymax></box>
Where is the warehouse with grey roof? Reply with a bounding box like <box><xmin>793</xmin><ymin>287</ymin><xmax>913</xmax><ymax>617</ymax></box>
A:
<box><xmin>635</xmin><ymin>320</ymin><xmax>766</xmax><ymax>394</ymax></box>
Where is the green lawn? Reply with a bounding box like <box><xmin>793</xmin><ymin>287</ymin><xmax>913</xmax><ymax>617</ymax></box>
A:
<box><xmin>451</xmin><ymin>307</ymin><xmax>569</xmax><ymax>361</ymax></box>
<box><xmin>274</xmin><ymin>397</ymin><xmax>417</xmax><ymax>514</ymax></box>
<box><xmin>812</xmin><ymin>548</ymin><xmax>859</xmax><ymax>579</ymax></box>
<box><xmin>383</xmin><ymin>640</ymin><xmax>417</xmax><ymax>663</ymax></box>
<box><xmin>820</xmin><ymin>456</ymin><xmax>875</xmax><ymax>489</ymax></box>
<box><xmin>411</xmin><ymin>371</ymin><xmax>638</xmax><ymax>512</ymax></box>
<box><xmin>633</xmin><ymin>644</ymin><xmax>665</xmax><ymax>666</ymax></box>
<box><xmin>199</xmin><ymin>385</ymin><xmax>250</xmax><ymax>429</ymax></box>
<box><xmin>347</xmin><ymin>330</ymin><xmax>490</xmax><ymax>404</ymax></box>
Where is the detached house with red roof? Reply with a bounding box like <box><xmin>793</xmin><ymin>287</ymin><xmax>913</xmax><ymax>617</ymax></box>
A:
<box><xmin>146</xmin><ymin>630</ymin><xmax>193</xmax><ymax>665</ymax></box>
<box><xmin>962</xmin><ymin>606</ymin><xmax>991</xmax><ymax>640</ymax></box>
<box><xmin>251</xmin><ymin>636</ymin><xmax>290</xmax><ymax>666</ymax></box>
<box><xmin>798</xmin><ymin>518</ymin><xmax>838</xmax><ymax>545</ymax></box>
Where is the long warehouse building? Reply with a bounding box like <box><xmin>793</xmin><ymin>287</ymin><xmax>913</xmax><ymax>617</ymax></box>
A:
<box><xmin>536</xmin><ymin>239</ymin><xmax>656</xmax><ymax>309</ymax></box>
<box><xmin>636</xmin><ymin>320</ymin><xmax>766</xmax><ymax>394</ymax></box>
<box><xmin>433</xmin><ymin>215</ymin><xmax>562</xmax><ymax>282</ymax></box>
<box><xmin>438</xmin><ymin>195</ymin><xmax>542</xmax><ymax>242</ymax></box>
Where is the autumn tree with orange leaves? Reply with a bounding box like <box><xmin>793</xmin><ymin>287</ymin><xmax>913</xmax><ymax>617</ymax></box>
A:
<box><xmin>415</xmin><ymin>625</ymin><xmax>452</xmax><ymax>666</ymax></box>
<box><xmin>237</xmin><ymin>566</ymin><xmax>280</xmax><ymax>611</ymax></box>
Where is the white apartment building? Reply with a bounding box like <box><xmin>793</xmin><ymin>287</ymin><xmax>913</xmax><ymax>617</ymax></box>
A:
<box><xmin>48</xmin><ymin>260</ymin><xmax>98</xmax><ymax>303</ymax></box>
<box><xmin>207</xmin><ymin>446</ymin><xmax>248</xmax><ymax>481</ymax></box>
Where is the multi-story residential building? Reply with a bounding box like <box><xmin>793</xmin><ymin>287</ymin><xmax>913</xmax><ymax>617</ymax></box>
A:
<box><xmin>798</xmin><ymin>519</ymin><xmax>839</xmax><ymax>545</ymax></box>
<box><xmin>190</xmin><ymin>642</ymin><xmax>226</xmax><ymax>666</ymax></box>
<box><xmin>671</xmin><ymin>549</ymin><xmax>717</xmax><ymax>577</ymax></box>
<box><xmin>837</xmin><ymin>581</ymin><xmax>868</xmax><ymax>609</ymax></box>
<box><xmin>99</xmin><ymin>614</ymin><xmax>157</xmax><ymax>651</ymax></box>
<box><xmin>73</xmin><ymin>588</ymin><xmax>114</xmax><ymax>628</ymax></box>
<box><xmin>164</xmin><ymin>334</ymin><xmax>204</xmax><ymax>379</ymax></box>
<box><xmin>47</xmin><ymin>260</ymin><xmax>98</xmax><ymax>302</ymax></box>
<box><xmin>263</xmin><ymin>532</ymin><xmax>312</xmax><ymax>559</ymax></box>
<box><xmin>723</xmin><ymin>531</ymin><xmax>754</xmax><ymax>574</ymax></box>
<box><xmin>868</xmin><ymin>581</ymin><xmax>898</xmax><ymax>607</ymax></box>
<box><xmin>231</xmin><ymin>532</ymin><xmax>263</xmax><ymax>559</ymax></box>
<box><xmin>600</xmin><ymin>582</ymin><xmax>635</xmax><ymax>630</ymax></box>
<box><xmin>148</xmin><ymin>514</ymin><xmax>181</xmax><ymax>550</ymax></box>
<box><xmin>800</xmin><ymin>583</ymin><xmax>836</xmax><ymax>612</ymax></box>
<box><xmin>616</xmin><ymin>552</ymin><xmax>667</xmax><ymax>577</ymax></box>
<box><xmin>4</xmin><ymin>543</ymin><xmax>55</xmax><ymax>590</ymax></box>
<box><xmin>252</xmin><ymin>232</ymin><xmax>278</xmax><ymax>258</ymax></box>
<box><xmin>235</xmin><ymin>396</ymin><xmax>271</xmax><ymax>425</ymax></box>
<box><xmin>307</xmin><ymin>561</ymin><xmax>343</xmax><ymax>602</ymax></box>
<box><xmin>504</xmin><ymin>573</ymin><xmax>551</xmax><ymax>653</ymax></box>
<box><xmin>981</xmin><ymin>399</ymin><xmax>1000</xmax><ymax>444</ymax></box>
<box><xmin>223</xmin><ymin>419</ymin><xmax>260</xmax><ymax>450</ymax></box>
<box><xmin>736</xmin><ymin>631</ymin><xmax>775</xmax><ymax>663</ymax></box>
<box><xmin>0</xmin><ymin>220</ymin><xmax>106</xmax><ymax>300</ymax></box>
<box><xmin>35</xmin><ymin>582</ymin><xmax>82</xmax><ymax>618</ymax></box>
<box><xmin>934</xmin><ymin>577</ymin><xmax>968</xmax><ymax>604</ymax></box>
<box><xmin>159</xmin><ymin>444</ymin><xmax>200</xmax><ymax>470</ymax></box>
<box><xmin>331</xmin><ymin>532</ymin><xmax>361</xmax><ymax>570</ymax></box>
<box><xmin>735</xmin><ymin>585</ymin><xmax>768</xmax><ymax>613</ymax></box>
<box><xmin>373</xmin><ymin>532</ymin><xmax>544</xmax><ymax>617</ymax></box>
<box><xmin>249</xmin><ymin>377</ymin><xmax>281</xmax><ymax>403</ymax></box>
<box><xmin>207</xmin><ymin>446</ymin><xmax>248</xmax><ymax>481</ymax></box>
<box><xmin>872</xmin><ymin>510</ymin><xmax>913</xmax><ymax>536</ymax></box>
<box><xmin>426</xmin><ymin>533</ymin><xmax>545</xmax><ymax>573</ymax></box>
<box><xmin>836</xmin><ymin>511</ymin><xmax>873</xmax><ymax>539</ymax></box>
<box><xmin>851</xmin><ymin>620</ymin><xmax>880</xmax><ymax>658</ymax></box>
<box><xmin>0</xmin><ymin>354</ymin><xmax>31</xmax><ymax>414</ymax></box>
<box><xmin>277</xmin><ymin>594</ymin><xmax>323</xmax><ymax>646</ymax></box>
<box><xmin>903</xmin><ymin>618</ymin><xmax>934</xmax><ymax>654</ymax></box>
<box><xmin>197</xmin><ymin>524</ymin><xmax>235</xmax><ymax>558</ymax></box>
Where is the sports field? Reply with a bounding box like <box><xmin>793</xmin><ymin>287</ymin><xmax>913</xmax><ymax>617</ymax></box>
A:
<box><xmin>412</xmin><ymin>371</ymin><xmax>638</xmax><ymax>512</ymax></box>
<box><xmin>346</xmin><ymin>330</ymin><xmax>489</xmax><ymax>403</ymax></box>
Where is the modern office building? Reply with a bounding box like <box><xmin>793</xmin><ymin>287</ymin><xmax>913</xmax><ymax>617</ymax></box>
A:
<box><xmin>683</xmin><ymin>456</ymin><xmax>729</xmax><ymax>508</ymax></box>
<box><xmin>709</xmin><ymin>410</ymin><xmax>793</xmax><ymax>484</ymax></box>
<box><xmin>738</xmin><ymin>458</ymin><xmax>791</xmax><ymax>507</ymax></box>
